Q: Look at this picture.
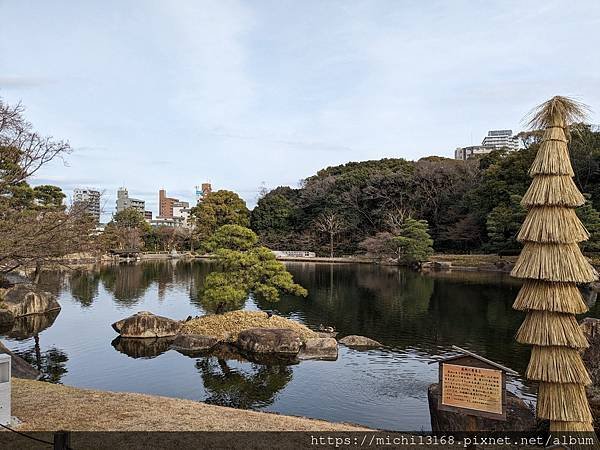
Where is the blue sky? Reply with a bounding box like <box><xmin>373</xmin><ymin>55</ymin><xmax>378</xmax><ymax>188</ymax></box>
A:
<box><xmin>1</xmin><ymin>0</ymin><xmax>599</xmax><ymax>220</ymax></box>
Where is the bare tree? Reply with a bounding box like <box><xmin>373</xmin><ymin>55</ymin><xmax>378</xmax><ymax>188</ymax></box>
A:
<box><xmin>314</xmin><ymin>212</ymin><xmax>345</xmax><ymax>258</ymax></box>
<box><xmin>1</xmin><ymin>98</ymin><xmax>94</xmax><ymax>276</ymax></box>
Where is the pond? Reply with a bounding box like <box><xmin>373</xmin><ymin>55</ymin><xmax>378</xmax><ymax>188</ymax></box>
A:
<box><xmin>2</xmin><ymin>260</ymin><xmax>597</xmax><ymax>431</ymax></box>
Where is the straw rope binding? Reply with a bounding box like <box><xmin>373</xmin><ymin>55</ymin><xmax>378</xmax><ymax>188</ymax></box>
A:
<box><xmin>515</xmin><ymin>96</ymin><xmax>595</xmax><ymax>433</ymax></box>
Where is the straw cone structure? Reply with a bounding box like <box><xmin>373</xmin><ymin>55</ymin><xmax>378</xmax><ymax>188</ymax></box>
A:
<box><xmin>512</xmin><ymin>96</ymin><xmax>597</xmax><ymax>432</ymax></box>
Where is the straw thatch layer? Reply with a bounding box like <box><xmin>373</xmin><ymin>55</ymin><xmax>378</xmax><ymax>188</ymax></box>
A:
<box><xmin>513</xmin><ymin>280</ymin><xmax>588</xmax><ymax>314</ymax></box>
<box><xmin>529</xmin><ymin>139</ymin><xmax>573</xmax><ymax>177</ymax></box>
<box><xmin>526</xmin><ymin>96</ymin><xmax>590</xmax><ymax>131</ymax></box>
<box><xmin>549</xmin><ymin>421</ymin><xmax>596</xmax><ymax>432</ymax></box>
<box><xmin>537</xmin><ymin>382</ymin><xmax>593</xmax><ymax>422</ymax></box>
<box><xmin>517</xmin><ymin>206</ymin><xmax>589</xmax><ymax>243</ymax></box>
<box><xmin>543</xmin><ymin>126</ymin><xmax>568</xmax><ymax>142</ymax></box>
<box><xmin>511</xmin><ymin>242</ymin><xmax>597</xmax><ymax>283</ymax></box>
<box><xmin>516</xmin><ymin>311</ymin><xmax>589</xmax><ymax>349</ymax></box>
<box><xmin>521</xmin><ymin>175</ymin><xmax>585</xmax><ymax>207</ymax></box>
<box><xmin>527</xmin><ymin>346</ymin><xmax>591</xmax><ymax>384</ymax></box>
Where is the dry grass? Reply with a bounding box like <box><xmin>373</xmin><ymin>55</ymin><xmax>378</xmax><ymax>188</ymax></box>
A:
<box><xmin>549</xmin><ymin>421</ymin><xmax>596</xmax><ymax>432</ymax></box>
<box><xmin>527</xmin><ymin>346</ymin><xmax>591</xmax><ymax>385</ymax></box>
<box><xmin>521</xmin><ymin>175</ymin><xmax>585</xmax><ymax>207</ymax></box>
<box><xmin>511</xmin><ymin>242</ymin><xmax>597</xmax><ymax>283</ymax></box>
<box><xmin>513</xmin><ymin>280</ymin><xmax>588</xmax><ymax>314</ymax></box>
<box><xmin>529</xmin><ymin>138</ymin><xmax>573</xmax><ymax>177</ymax></box>
<box><xmin>516</xmin><ymin>96</ymin><xmax>595</xmax><ymax>432</ymax></box>
<box><xmin>517</xmin><ymin>206</ymin><xmax>589</xmax><ymax>243</ymax></box>
<box><xmin>526</xmin><ymin>96</ymin><xmax>589</xmax><ymax>131</ymax></box>
<box><xmin>180</xmin><ymin>310</ymin><xmax>318</xmax><ymax>342</ymax></box>
<box><xmin>516</xmin><ymin>311</ymin><xmax>589</xmax><ymax>349</ymax></box>
<box><xmin>11</xmin><ymin>378</ymin><xmax>368</xmax><ymax>432</ymax></box>
<box><xmin>537</xmin><ymin>382</ymin><xmax>593</xmax><ymax>422</ymax></box>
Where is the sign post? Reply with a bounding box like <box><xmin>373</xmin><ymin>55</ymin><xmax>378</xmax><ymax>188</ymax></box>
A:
<box><xmin>434</xmin><ymin>346</ymin><xmax>518</xmax><ymax>446</ymax></box>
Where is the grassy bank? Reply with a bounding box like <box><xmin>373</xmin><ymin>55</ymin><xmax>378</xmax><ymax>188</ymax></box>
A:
<box><xmin>428</xmin><ymin>254</ymin><xmax>518</xmax><ymax>272</ymax></box>
<box><xmin>11</xmin><ymin>378</ymin><xmax>369</xmax><ymax>432</ymax></box>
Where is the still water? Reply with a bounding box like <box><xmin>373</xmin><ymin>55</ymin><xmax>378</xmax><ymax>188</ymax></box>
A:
<box><xmin>3</xmin><ymin>261</ymin><xmax>595</xmax><ymax>430</ymax></box>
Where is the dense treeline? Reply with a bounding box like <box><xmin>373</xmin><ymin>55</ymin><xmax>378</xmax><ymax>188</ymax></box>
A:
<box><xmin>251</xmin><ymin>125</ymin><xmax>600</xmax><ymax>255</ymax></box>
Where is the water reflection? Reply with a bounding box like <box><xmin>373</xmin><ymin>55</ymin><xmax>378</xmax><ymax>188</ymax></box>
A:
<box><xmin>111</xmin><ymin>336</ymin><xmax>175</xmax><ymax>359</ymax></box>
<box><xmin>0</xmin><ymin>310</ymin><xmax>60</xmax><ymax>339</ymax></box>
<box><xmin>14</xmin><ymin>342</ymin><xmax>68</xmax><ymax>383</ymax></box>
<box><xmin>197</xmin><ymin>357</ymin><xmax>293</xmax><ymax>409</ymax></box>
<box><xmin>2</xmin><ymin>260</ymin><xmax>582</xmax><ymax>429</ymax></box>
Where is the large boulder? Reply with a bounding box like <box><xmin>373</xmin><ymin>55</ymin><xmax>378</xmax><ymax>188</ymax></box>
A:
<box><xmin>338</xmin><ymin>335</ymin><xmax>382</xmax><ymax>348</ymax></box>
<box><xmin>171</xmin><ymin>334</ymin><xmax>218</xmax><ymax>355</ymax></box>
<box><xmin>428</xmin><ymin>383</ymin><xmax>536</xmax><ymax>432</ymax></box>
<box><xmin>298</xmin><ymin>337</ymin><xmax>338</xmax><ymax>361</ymax></box>
<box><xmin>111</xmin><ymin>311</ymin><xmax>182</xmax><ymax>338</ymax></box>
<box><xmin>0</xmin><ymin>285</ymin><xmax>61</xmax><ymax>318</ymax></box>
<box><xmin>236</xmin><ymin>328</ymin><xmax>302</xmax><ymax>355</ymax></box>
<box><xmin>0</xmin><ymin>341</ymin><xmax>41</xmax><ymax>380</ymax></box>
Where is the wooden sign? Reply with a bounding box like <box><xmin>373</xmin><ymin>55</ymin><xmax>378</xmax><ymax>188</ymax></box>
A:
<box><xmin>436</xmin><ymin>347</ymin><xmax>517</xmax><ymax>421</ymax></box>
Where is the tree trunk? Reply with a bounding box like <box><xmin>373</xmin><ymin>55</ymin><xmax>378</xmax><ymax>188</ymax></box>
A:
<box><xmin>330</xmin><ymin>233</ymin><xmax>334</xmax><ymax>258</ymax></box>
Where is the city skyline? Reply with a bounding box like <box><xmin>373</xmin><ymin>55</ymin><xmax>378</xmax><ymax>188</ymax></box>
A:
<box><xmin>1</xmin><ymin>1</ymin><xmax>599</xmax><ymax>219</ymax></box>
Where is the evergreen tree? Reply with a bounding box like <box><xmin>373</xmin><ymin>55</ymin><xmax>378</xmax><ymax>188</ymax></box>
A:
<box><xmin>577</xmin><ymin>196</ymin><xmax>600</xmax><ymax>252</ymax></box>
<box><xmin>201</xmin><ymin>225</ymin><xmax>307</xmax><ymax>312</ymax></box>
<box><xmin>359</xmin><ymin>217</ymin><xmax>433</xmax><ymax>265</ymax></box>
<box><xmin>486</xmin><ymin>194</ymin><xmax>526</xmax><ymax>252</ymax></box>
<box><xmin>393</xmin><ymin>217</ymin><xmax>434</xmax><ymax>265</ymax></box>
<box><xmin>191</xmin><ymin>190</ymin><xmax>250</xmax><ymax>243</ymax></box>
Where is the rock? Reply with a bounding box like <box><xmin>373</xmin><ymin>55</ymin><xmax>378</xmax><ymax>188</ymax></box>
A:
<box><xmin>317</xmin><ymin>331</ymin><xmax>338</xmax><ymax>338</ymax></box>
<box><xmin>338</xmin><ymin>335</ymin><xmax>382</xmax><ymax>348</ymax></box>
<box><xmin>171</xmin><ymin>334</ymin><xmax>218</xmax><ymax>355</ymax></box>
<box><xmin>0</xmin><ymin>285</ymin><xmax>61</xmax><ymax>317</ymax></box>
<box><xmin>298</xmin><ymin>338</ymin><xmax>338</xmax><ymax>361</ymax></box>
<box><xmin>236</xmin><ymin>328</ymin><xmax>302</xmax><ymax>355</ymax></box>
<box><xmin>0</xmin><ymin>341</ymin><xmax>41</xmax><ymax>380</ymax></box>
<box><xmin>111</xmin><ymin>311</ymin><xmax>181</xmax><ymax>338</ymax></box>
<box><xmin>428</xmin><ymin>383</ymin><xmax>536</xmax><ymax>432</ymax></box>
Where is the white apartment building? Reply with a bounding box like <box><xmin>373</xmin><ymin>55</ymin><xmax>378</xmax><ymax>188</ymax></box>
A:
<box><xmin>173</xmin><ymin>201</ymin><xmax>191</xmax><ymax>228</ymax></box>
<box><xmin>73</xmin><ymin>188</ymin><xmax>101</xmax><ymax>223</ymax></box>
<box><xmin>455</xmin><ymin>129</ymin><xmax>521</xmax><ymax>160</ymax></box>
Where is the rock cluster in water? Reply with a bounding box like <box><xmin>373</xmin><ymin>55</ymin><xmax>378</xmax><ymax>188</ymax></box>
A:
<box><xmin>110</xmin><ymin>311</ymin><xmax>382</xmax><ymax>363</ymax></box>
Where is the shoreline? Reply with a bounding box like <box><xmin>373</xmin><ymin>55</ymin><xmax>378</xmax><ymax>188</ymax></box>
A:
<box><xmin>11</xmin><ymin>378</ymin><xmax>371</xmax><ymax>432</ymax></box>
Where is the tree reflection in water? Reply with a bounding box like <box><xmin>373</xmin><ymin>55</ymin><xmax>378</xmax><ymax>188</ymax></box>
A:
<box><xmin>68</xmin><ymin>270</ymin><xmax>101</xmax><ymax>307</ymax></box>
<box><xmin>196</xmin><ymin>357</ymin><xmax>293</xmax><ymax>409</ymax></box>
<box><xmin>15</xmin><ymin>344</ymin><xmax>68</xmax><ymax>383</ymax></box>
